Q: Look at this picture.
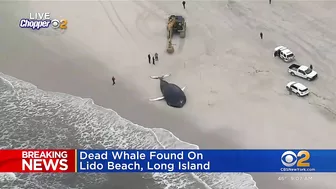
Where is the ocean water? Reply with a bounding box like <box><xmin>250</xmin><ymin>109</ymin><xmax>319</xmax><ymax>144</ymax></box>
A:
<box><xmin>0</xmin><ymin>72</ymin><xmax>257</xmax><ymax>189</ymax></box>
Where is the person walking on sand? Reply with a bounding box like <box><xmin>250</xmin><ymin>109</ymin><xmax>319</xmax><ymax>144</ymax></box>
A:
<box><xmin>287</xmin><ymin>86</ymin><xmax>292</xmax><ymax>95</ymax></box>
<box><xmin>152</xmin><ymin>56</ymin><xmax>155</xmax><ymax>65</ymax></box>
<box><xmin>155</xmin><ymin>53</ymin><xmax>158</xmax><ymax>61</ymax></box>
<box><xmin>269</xmin><ymin>0</ymin><xmax>271</xmax><ymax>4</ymax></box>
<box><xmin>182</xmin><ymin>1</ymin><xmax>186</xmax><ymax>9</ymax></box>
<box><xmin>148</xmin><ymin>54</ymin><xmax>151</xmax><ymax>64</ymax></box>
<box><xmin>112</xmin><ymin>76</ymin><xmax>116</xmax><ymax>85</ymax></box>
<box><xmin>260</xmin><ymin>32</ymin><xmax>263</xmax><ymax>39</ymax></box>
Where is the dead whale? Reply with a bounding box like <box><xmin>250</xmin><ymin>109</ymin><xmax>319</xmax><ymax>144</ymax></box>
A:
<box><xmin>149</xmin><ymin>74</ymin><xmax>186</xmax><ymax>108</ymax></box>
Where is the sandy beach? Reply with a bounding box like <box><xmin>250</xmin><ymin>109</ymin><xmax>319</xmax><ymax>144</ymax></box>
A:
<box><xmin>1</xmin><ymin>0</ymin><xmax>336</xmax><ymax>188</ymax></box>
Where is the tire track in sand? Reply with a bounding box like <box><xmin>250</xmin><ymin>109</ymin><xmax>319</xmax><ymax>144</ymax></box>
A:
<box><xmin>133</xmin><ymin>0</ymin><xmax>167</xmax><ymax>39</ymax></box>
<box><xmin>192</xmin><ymin>2</ymin><xmax>217</xmax><ymax>56</ymax></box>
<box><xmin>99</xmin><ymin>0</ymin><xmax>124</xmax><ymax>39</ymax></box>
<box><xmin>108</xmin><ymin>0</ymin><xmax>137</xmax><ymax>44</ymax></box>
<box><xmin>99</xmin><ymin>0</ymin><xmax>137</xmax><ymax>48</ymax></box>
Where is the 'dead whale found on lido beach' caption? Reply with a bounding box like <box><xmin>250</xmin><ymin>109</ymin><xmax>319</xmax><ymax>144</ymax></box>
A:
<box><xmin>79</xmin><ymin>150</ymin><xmax>204</xmax><ymax>160</ymax></box>
<box><xmin>79</xmin><ymin>151</ymin><xmax>210</xmax><ymax>171</ymax></box>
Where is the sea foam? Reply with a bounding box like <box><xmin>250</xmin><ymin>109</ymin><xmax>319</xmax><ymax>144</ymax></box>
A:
<box><xmin>0</xmin><ymin>72</ymin><xmax>258</xmax><ymax>189</ymax></box>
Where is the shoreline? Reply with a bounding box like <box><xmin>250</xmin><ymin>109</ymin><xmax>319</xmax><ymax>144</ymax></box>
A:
<box><xmin>1</xmin><ymin>70</ymin><xmax>333</xmax><ymax>189</ymax></box>
<box><xmin>0</xmin><ymin>10</ymin><xmax>258</xmax><ymax>186</ymax></box>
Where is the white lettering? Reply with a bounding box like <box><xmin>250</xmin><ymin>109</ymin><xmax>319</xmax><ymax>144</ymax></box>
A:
<box><xmin>29</xmin><ymin>13</ymin><xmax>36</xmax><ymax>19</ymax></box>
<box><xmin>21</xmin><ymin>151</ymin><xmax>68</xmax><ymax>159</ymax></box>
<box><xmin>187</xmin><ymin>151</ymin><xmax>203</xmax><ymax>160</ymax></box>
<box><xmin>147</xmin><ymin>162</ymin><xmax>174</xmax><ymax>172</ymax></box>
<box><xmin>19</xmin><ymin>19</ymin><xmax>51</xmax><ymax>30</ymax></box>
<box><xmin>44</xmin><ymin>159</ymin><xmax>59</xmax><ymax>171</ymax></box>
<box><xmin>22</xmin><ymin>151</ymin><xmax>28</xmax><ymax>158</ymax></box>
<box><xmin>79</xmin><ymin>161</ymin><xmax>104</xmax><ymax>170</ymax></box>
<box><xmin>59</xmin><ymin>159</ymin><xmax>68</xmax><ymax>171</ymax></box>
<box><xmin>45</xmin><ymin>13</ymin><xmax>50</xmax><ymax>19</ymax></box>
<box><xmin>107</xmin><ymin>161</ymin><xmax>142</xmax><ymax>171</ymax></box>
<box><xmin>79</xmin><ymin>151</ymin><xmax>107</xmax><ymax>160</ymax></box>
<box><xmin>110</xmin><ymin>151</ymin><xmax>146</xmax><ymax>160</ymax></box>
<box><xmin>29</xmin><ymin>12</ymin><xmax>51</xmax><ymax>20</ymax></box>
<box><xmin>178</xmin><ymin>161</ymin><xmax>210</xmax><ymax>170</ymax></box>
<box><xmin>22</xmin><ymin>159</ymin><xmax>32</xmax><ymax>171</ymax></box>
<box><xmin>37</xmin><ymin>13</ymin><xmax>44</xmax><ymax>19</ymax></box>
<box><xmin>149</xmin><ymin>151</ymin><xmax>183</xmax><ymax>160</ymax></box>
<box><xmin>21</xmin><ymin>159</ymin><xmax>69</xmax><ymax>171</ymax></box>
<box><xmin>34</xmin><ymin>159</ymin><xmax>43</xmax><ymax>171</ymax></box>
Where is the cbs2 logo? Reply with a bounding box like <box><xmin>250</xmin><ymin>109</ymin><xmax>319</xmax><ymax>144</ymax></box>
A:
<box><xmin>281</xmin><ymin>150</ymin><xmax>310</xmax><ymax>167</ymax></box>
<box><xmin>51</xmin><ymin>19</ymin><xmax>68</xmax><ymax>29</ymax></box>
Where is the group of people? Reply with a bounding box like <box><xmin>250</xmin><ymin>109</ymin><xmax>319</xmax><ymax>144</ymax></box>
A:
<box><xmin>148</xmin><ymin>53</ymin><xmax>159</xmax><ymax>65</ymax></box>
<box><xmin>111</xmin><ymin>1</ymin><xmax>187</xmax><ymax>86</ymax></box>
<box><xmin>111</xmin><ymin>52</ymin><xmax>159</xmax><ymax>86</ymax></box>
<box><xmin>146</xmin><ymin>1</ymin><xmax>187</xmax><ymax>65</ymax></box>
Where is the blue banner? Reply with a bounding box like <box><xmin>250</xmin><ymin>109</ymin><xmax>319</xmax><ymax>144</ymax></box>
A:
<box><xmin>76</xmin><ymin>150</ymin><xmax>336</xmax><ymax>172</ymax></box>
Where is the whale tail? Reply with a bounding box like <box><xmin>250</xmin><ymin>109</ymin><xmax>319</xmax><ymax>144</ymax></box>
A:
<box><xmin>150</xmin><ymin>74</ymin><xmax>171</xmax><ymax>80</ymax></box>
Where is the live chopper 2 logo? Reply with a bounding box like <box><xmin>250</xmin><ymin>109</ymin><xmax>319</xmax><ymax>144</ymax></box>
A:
<box><xmin>19</xmin><ymin>12</ymin><xmax>68</xmax><ymax>30</ymax></box>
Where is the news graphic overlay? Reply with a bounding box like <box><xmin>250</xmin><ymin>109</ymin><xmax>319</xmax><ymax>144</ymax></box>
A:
<box><xmin>19</xmin><ymin>12</ymin><xmax>68</xmax><ymax>36</ymax></box>
<box><xmin>76</xmin><ymin>150</ymin><xmax>336</xmax><ymax>173</ymax></box>
<box><xmin>77</xmin><ymin>150</ymin><xmax>210</xmax><ymax>172</ymax></box>
<box><xmin>0</xmin><ymin>150</ymin><xmax>76</xmax><ymax>172</ymax></box>
<box><xmin>1</xmin><ymin>150</ymin><xmax>336</xmax><ymax>172</ymax></box>
<box><xmin>280</xmin><ymin>150</ymin><xmax>315</xmax><ymax>172</ymax></box>
<box><xmin>281</xmin><ymin>151</ymin><xmax>310</xmax><ymax>167</ymax></box>
<box><xmin>279</xmin><ymin>150</ymin><xmax>336</xmax><ymax>172</ymax></box>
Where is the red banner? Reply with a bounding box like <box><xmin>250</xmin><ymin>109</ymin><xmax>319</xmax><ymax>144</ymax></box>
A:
<box><xmin>0</xmin><ymin>149</ymin><xmax>76</xmax><ymax>172</ymax></box>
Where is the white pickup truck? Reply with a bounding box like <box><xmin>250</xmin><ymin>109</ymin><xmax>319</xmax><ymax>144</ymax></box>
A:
<box><xmin>288</xmin><ymin>64</ymin><xmax>318</xmax><ymax>81</ymax></box>
<box><xmin>274</xmin><ymin>46</ymin><xmax>295</xmax><ymax>62</ymax></box>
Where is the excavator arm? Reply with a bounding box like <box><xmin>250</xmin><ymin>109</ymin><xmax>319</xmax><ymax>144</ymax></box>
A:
<box><xmin>166</xmin><ymin>17</ymin><xmax>176</xmax><ymax>53</ymax></box>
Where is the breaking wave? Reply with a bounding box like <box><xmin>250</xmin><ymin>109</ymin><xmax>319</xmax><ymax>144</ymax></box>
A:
<box><xmin>0</xmin><ymin>73</ymin><xmax>257</xmax><ymax>189</ymax></box>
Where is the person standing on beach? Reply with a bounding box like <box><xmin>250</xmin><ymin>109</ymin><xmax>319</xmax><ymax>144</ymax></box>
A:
<box><xmin>310</xmin><ymin>64</ymin><xmax>313</xmax><ymax>69</ymax></box>
<box><xmin>152</xmin><ymin>56</ymin><xmax>155</xmax><ymax>65</ymax></box>
<box><xmin>269</xmin><ymin>0</ymin><xmax>271</xmax><ymax>4</ymax></box>
<box><xmin>148</xmin><ymin>54</ymin><xmax>151</xmax><ymax>64</ymax></box>
<box><xmin>260</xmin><ymin>32</ymin><xmax>263</xmax><ymax>39</ymax></box>
<box><xmin>182</xmin><ymin>1</ymin><xmax>186</xmax><ymax>9</ymax></box>
<box><xmin>155</xmin><ymin>53</ymin><xmax>158</xmax><ymax>61</ymax></box>
<box><xmin>112</xmin><ymin>76</ymin><xmax>116</xmax><ymax>85</ymax></box>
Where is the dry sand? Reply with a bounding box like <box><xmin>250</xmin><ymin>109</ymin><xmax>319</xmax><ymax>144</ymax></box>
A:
<box><xmin>1</xmin><ymin>0</ymin><xmax>336</xmax><ymax>188</ymax></box>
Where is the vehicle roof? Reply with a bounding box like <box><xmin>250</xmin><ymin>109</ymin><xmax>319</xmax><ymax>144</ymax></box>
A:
<box><xmin>300</xmin><ymin>65</ymin><xmax>308</xmax><ymax>71</ymax></box>
<box><xmin>170</xmin><ymin>15</ymin><xmax>184</xmax><ymax>21</ymax></box>
<box><xmin>287</xmin><ymin>81</ymin><xmax>296</xmax><ymax>87</ymax></box>
<box><xmin>287</xmin><ymin>81</ymin><xmax>307</xmax><ymax>90</ymax></box>
<box><xmin>274</xmin><ymin>46</ymin><xmax>287</xmax><ymax>51</ymax></box>
<box><xmin>274</xmin><ymin>46</ymin><xmax>294</xmax><ymax>55</ymax></box>
<box><xmin>294</xmin><ymin>83</ymin><xmax>307</xmax><ymax>90</ymax></box>
<box><xmin>176</xmin><ymin>16</ymin><xmax>184</xmax><ymax>22</ymax></box>
<box><xmin>282</xmin><ymin>49</ymin><xmax>293</xmax><ymax>55</ymax></box>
